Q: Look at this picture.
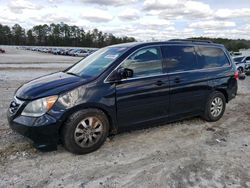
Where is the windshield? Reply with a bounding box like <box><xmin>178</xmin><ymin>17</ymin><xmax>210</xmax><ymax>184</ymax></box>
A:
<box><xmin>233</xmin><ymin>56</ymin><xmax>244</xmax><ymax>63</ymax></box>
<box><xmin>66</xmin><ymin>47</ymin><xmax>128</xmax><ymax>78</ymax></box>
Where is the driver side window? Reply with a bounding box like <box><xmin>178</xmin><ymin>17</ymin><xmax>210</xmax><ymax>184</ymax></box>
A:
<box><xmin>120</xmin><ymin>47</ymin><xmax>163</xmax><ymax>78</ymax></box>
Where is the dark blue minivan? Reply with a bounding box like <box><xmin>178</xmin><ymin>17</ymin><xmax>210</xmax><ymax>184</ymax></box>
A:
<box><xmin>7</xmin><ymin>40</ymin><xmax>241</xmax><ymax>154</ymax></box>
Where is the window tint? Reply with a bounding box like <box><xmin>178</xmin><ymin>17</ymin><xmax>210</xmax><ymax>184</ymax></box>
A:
<box><xmin>120</xmin><ymin>47</ymin><xmax>162</xmax><ymax>78</ymax></box>
<box><xmin>197</xmin><ymin>46</ymin><xmax>230</xmax><ymax>68</ymax></box>
<box><xmin>245</xmin><ymin>57</ymin><xmax>250</xmax><ymax>61</ymax></box>
<box><xmin>164</xmin><ymin>46</ymin><xmax>197</xmax><ymax>72</ymax></box>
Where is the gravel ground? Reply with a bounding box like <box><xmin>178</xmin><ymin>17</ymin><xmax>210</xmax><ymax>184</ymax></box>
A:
<box><xmin>0</xmin><ymin>46</ymin><xmax>249</xmax><ymax>188</ymax></box>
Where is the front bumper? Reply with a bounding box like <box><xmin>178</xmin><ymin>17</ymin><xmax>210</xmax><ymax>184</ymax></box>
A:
<box><xmin>7</xmin><ymin>112</ymin><xmax>60</xmax><ymax>151</ymax></box>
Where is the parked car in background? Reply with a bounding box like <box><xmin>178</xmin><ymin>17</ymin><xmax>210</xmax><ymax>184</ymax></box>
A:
<box><xmin>42</xmin><ymin>48</ymin><xmax>49</xmax><ymax>53</ymax></box>
<box><xmin>0</xmin><ymin>48</ymin><xmax>5</xmax><ymax>53</ymax></box>
<box><xmin>233</xmin><ymin>55</ymin><xmax>250</xmax><ymax>72</ymax></box>
<box><xmin>59</xmin><ymin>49</ymin><xmax>68</xmax><ymax>55</ymax></box>
<box><xmin>230</xmin><ymin>52</ymin><xmax>242</xmax><ymax>56</ymax></box>
<box><xmin>20</xmin><ymin>46</ymin><xmax>98</xmax><ymax>58</ymax></box>
<box><xmin>52</xmin><ymin>48</ymin><xmax>61</xmax><ymax>55</ymax></box>
<box><xmin>74</xmin><ymin>49</ymin><xmax>90</xmax><ymax>57</ymax></box>
<box><xmin>8</xmin><ymin>40</ymin><xmax>244</xmax><ymax>154</ymax></box>
<box><xmin>66</xmin><ymin>49</ymin><xmax>77</xmax><ymax>56</ymax></box>
<box><xmin>245</xmin><ymin>56</ymin><xmax>250</xmax><ymax>69</ymax></box>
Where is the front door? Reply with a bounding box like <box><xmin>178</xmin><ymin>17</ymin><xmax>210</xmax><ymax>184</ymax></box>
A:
<box><xmin>115</xmin><ymin>46</ymin><xmax>170</xmax><ymax>129</ymax></box>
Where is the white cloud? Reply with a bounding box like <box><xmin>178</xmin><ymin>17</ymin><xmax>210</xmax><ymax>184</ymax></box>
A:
<box><xmin>97</xmin><ymin>23</ymin><xmax>177</xmax><ymax>41</ymax></box>
<box><xmin>30</xmin><ymin>13</ymin><xmax>75</xmax><ymax>24</ymax></box>
<box><xmin>215</xmin><ymin>8</ymin><xmax>250</xmax><ymax>19</ymax></box>
<box><xmin>189</xmin><ymin>20</ymin><xmax>236</xmax><ymax>30</ymax></box>
<box><xmin>81</xmin><ymin>0</ymin><xmax>138</xmax><ymax>6</ymax></box>
<box><xmin>80</xmin><ymin>9</ymin><xmax>113</xmax><ymax>22</ymax></box>
<box><xmin>184</xmin><ymin>1</ymin><xmax>212</xmax><ymax>18</ymax></box>
<box><xmin>118</xmin><ymin>8</ymin><xmax>140</xmax><ymax>21</ymax></box>
<box><xmin>1</xmin><ymin>0</ymin><xmax>250</xmax><ymax>40</ymax></box>
<box><xmin>144</xmin><ymin>0</ymin><xmax>213</xmax><ymax>20</ymax></box>
<box><xmin>143</xmin><ymin>1</ymin><xmax>250</xmax><ymax>21</ymax></box>
<box><xmin>0</xmin><ymin>8</ymin><xmax>26</xmax><ymax>25</ymax></box>
<box><xmin>245</xmin><ymin>24</ymin><xmax>250</xmax><ymax>31</ymax></box>
<box><xmin>215</xmin><ymin>9</ymin><xmax>234</xmax><ymax>19</ymax></box>
<box><xmin>8</xmin><ymin>0</ymin><xmax>43</xmax><ymax>14</ymax></box>
<box><xmin>0</xmin><ymin>15</ymin><xmax>21</xmax><ymax>25</ymax></box>
<box><xmin>203</xmin><ymin>29</ymin><xmax>250</xmax><ymax>39</ymax></box>
<box><xmin>143</xmin><ymin>0</ymin><xmax>182</xmax><ymax>10</ymax></box>
<box><xmin>48</xmin><ymin>0</ymin><xmax>63</xmax><ymax>2</ymax></box>
<box><xmin>139</xmin><ymin>18</ymin><xmax>172</xmax><ymax>27</ymax></box>
<box><xmin>183</xmin><ymin>28</ymin><xmax>194</xmax><ymax>33</ymax></box>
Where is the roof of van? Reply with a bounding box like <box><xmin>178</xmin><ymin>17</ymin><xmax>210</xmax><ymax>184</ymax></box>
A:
<box><xmin>109</xmin><ymin>40</ymin><xmax>225</xmax><ymax>49</ymax></box>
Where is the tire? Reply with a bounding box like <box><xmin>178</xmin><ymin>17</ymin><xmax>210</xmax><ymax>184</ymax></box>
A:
<box><xmin>61</xmin><ymin>109</ymin><xmax>109</xmax><ymax>154</ymax></box>
<box><xmin>203</xmin><ymin>91</ymin><xmax>226</xmax><ymax>122</ymax></box>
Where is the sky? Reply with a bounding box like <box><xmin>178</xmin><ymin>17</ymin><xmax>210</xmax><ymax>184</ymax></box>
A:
<box><xmin>0</xmin><ymin>0</ymin><xmax>250</xmax><ymax>40</ymax></box>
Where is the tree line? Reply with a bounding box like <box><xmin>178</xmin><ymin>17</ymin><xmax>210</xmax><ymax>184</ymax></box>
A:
<box><xmin>1</xmin><ymin>22</ymin><xmax>249</xmax><ymax>51</ymax></box>
<box><xmin>0</xmin><ymin>22</ymin><xmax>136</xmax><ymax>48</ymax></box>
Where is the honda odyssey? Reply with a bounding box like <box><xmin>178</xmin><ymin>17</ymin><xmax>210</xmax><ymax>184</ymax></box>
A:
<box><xmin>8</xmin><ymin>40</ymin><xmax>241</xmax><ymax>154</ymax></box>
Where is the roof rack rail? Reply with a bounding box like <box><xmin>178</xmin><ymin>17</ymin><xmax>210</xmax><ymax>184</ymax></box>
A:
<box><xmin>169</xmin><ymin>39</ymin><xmax>213</xmax><ymax>43</ymax></box>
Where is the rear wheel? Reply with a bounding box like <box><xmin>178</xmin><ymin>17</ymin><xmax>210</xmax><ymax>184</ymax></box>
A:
<box><xmin>61</xmin><ymin>109</ymin><xmax>109</xmax><ymax>154</ymax></box>
<box><xmin>203</xmin><ymin>91</ymin><xmax>226</xmax><ymax>122</ymax></box>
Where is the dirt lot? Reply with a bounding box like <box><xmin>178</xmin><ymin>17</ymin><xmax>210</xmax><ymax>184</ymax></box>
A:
<box><xmin>0</xmin><ymin>46</ymin><xmax>249</xmax><ymax>188</ymax></box>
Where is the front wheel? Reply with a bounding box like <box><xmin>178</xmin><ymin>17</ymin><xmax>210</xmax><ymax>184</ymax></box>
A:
<box><xmin>61</xmin><ymin>109</ymin><xmax>109</xmax><ymax>154</ymax></box>
<box><xmin>203</xmin><ymin>91</ymin><xmax>226</xmax><ymax>122</ymax></box>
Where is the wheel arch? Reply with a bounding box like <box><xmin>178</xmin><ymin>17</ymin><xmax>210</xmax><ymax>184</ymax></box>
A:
<box><xmin>58</xmin><ymin>103</ymin><xmax>117</xmax><ymax>137</ymax></box>
<box><xmin>215</xmin><ymin>89</ymin><xmax>228</xmax><ymax>103</ymax></box>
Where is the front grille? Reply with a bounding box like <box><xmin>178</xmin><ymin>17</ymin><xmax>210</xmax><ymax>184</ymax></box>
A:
<box><xmin>9</xmin><ymin>97</ymin><xmax>24</xmax><ymax>115</ymax></box>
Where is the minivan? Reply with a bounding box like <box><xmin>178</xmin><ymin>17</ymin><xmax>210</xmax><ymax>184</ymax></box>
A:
<box><xmin>7</xmin><ymin>40</ymin><xmax>242</xmax><ymax>154</ymax></box>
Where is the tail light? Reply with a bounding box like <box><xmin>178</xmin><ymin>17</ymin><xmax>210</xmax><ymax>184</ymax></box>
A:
<box><xmin>234</xmin><ymin>71</ymin><xmax>239</xmax><ymax>79</ymax></box>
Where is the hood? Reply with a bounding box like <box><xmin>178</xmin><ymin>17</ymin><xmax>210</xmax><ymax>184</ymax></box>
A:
<box><xmin>16</xmin><ymin>72</ymin><xmax>88</xmax><ymax>100</ymax></box>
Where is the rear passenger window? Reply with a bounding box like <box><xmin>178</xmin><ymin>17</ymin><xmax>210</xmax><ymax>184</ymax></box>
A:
<box><xmin>164</xmin><ymin>46</ymin><xmax>197</xmax><ymax>72</ymax></box>
<box><xmin>197</xmin><ymin>46</ymin><xmax>230</xmax><ymax>68</ymax></box>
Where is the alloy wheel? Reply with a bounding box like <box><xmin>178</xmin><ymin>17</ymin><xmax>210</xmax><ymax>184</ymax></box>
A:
<box><xmin>74</xmin><ymin>116</ymin><xmax>103</xmax><ymax>148</ymax></box>
<box><xmin>210</xmin><ymin>97</ymin><xmax>223</xmax><ymax>117</ymax></box>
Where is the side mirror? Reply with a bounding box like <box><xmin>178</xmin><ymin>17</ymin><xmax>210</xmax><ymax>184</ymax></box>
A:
<box><xmin>107</xmin><ymin>68</ymin><xmax>134</xmax><ymax>82</ymax></box>
<box><xmin>239</xmin><ymin>73</ymin><xmax>246</xmax><ymax>80</ymax></box>
<box><xmin>117</xmin><ymin>68</ymin><xmax>133</xmax><ymax>79</ymax></box>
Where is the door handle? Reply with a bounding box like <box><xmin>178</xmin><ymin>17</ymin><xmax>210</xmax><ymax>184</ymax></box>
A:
<box><xmin>174</xmin><ymin>77</ymin><xmax>180</xmax><ymax>83</ymax></box>
<box><xmin>155</xmin><ymin>80</ymin><xmax>164</xmax><ymax>86</ymax></box>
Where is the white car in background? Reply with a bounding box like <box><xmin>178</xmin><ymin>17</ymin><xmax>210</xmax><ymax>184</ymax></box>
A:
<box><xmin>74</xmin><ymin>49</ymin><xmax>90</xmax><ymax>57</ymax></box>
<box><xmin>233</xmin><ymin>56</ymin><xmax>250</xmax><ymax>72</ymax></box>
<box><xmin>245</xmin><ymin>56</ymin><xmax>250</xmax><ymax>69</ymax></box>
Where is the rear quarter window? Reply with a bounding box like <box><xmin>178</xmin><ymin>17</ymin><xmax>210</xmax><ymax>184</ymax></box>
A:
<box><xmin>196</xmin><ymin>46</ymin><xmax>230</xmax><ymax>69</ymax></box>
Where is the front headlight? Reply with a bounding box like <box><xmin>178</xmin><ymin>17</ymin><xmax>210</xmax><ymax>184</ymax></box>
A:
<box><xmin>21</xmin><ymin>95</ymin><xmax>58</xmax><ymax>117</ymax></box>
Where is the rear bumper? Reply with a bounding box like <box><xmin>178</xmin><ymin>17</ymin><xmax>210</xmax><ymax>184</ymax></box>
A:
<box><xmin>7</xmin><ymin>112</ymin><xmax>60</xmax><ymax>151</ymax></box>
